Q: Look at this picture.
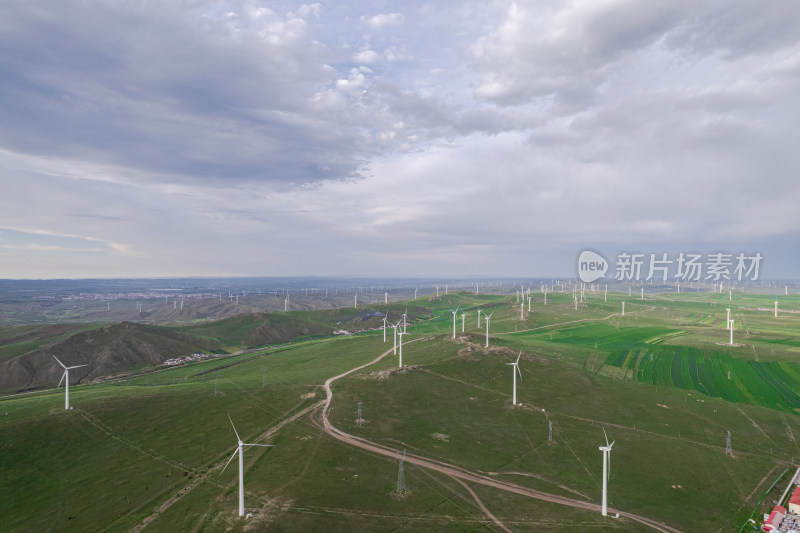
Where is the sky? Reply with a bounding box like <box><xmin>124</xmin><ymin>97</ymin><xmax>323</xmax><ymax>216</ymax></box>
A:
<box><xmin>1</xmin><ymin>1</ymin><xmax>799</xmax><ymax>279</ymax></box>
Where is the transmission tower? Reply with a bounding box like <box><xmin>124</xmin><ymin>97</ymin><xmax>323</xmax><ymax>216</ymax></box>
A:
<box><xmin>357</xmin><ymin>402</ymin><xmax>363</xmax><ymax>426</ymax></box>
<box><xmin>396</xmin><ymin>449</ymin><xmax>407</xmax><ymax>493</ymax></box>
<box><xmin>725</xmin><ymin>430</ymin><xmax>732</xmax><ymax>456</ymax></box>
<box><xmin>548</xmin><ymin>420</ymin><xmax>553</xmax><ymax>443</ymax></box>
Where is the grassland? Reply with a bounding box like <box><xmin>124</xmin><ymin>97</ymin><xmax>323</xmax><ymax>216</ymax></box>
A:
<box><xmin>1</xmin><ymin>288</ymin><xmax>799</xmax><ymax>531</ymax></box>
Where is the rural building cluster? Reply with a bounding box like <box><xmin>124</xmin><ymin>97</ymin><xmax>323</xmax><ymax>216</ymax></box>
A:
<box><xmin>764</xmin><ymin>471</ymin><xmax>800</xmax><ymax>532</ymax></box>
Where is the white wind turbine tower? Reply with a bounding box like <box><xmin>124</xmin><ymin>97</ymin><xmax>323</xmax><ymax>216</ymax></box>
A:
<box><xmin>382</xmin><ymin>314</ymin><xmax>390</xmax><ymax>343</ymax></box>
<box><xmin>53</xmin><ymin>355</ymin><xmax>88</xmax><ymax>410</ymax></box>
<box><xmin>402</xmin><ymin>308</ymin><xmax>408</xmax><ymax>334</ymax></box>
<box><xmin>484</xmin><ymin>312</ymin><xmax>493</xmax><ymax>348</ymax></box>
<box><xmin>599</xmin><ymin>428</ymin><xmax>615</xmax><ymax>517</ymax></box>
<box><xmin>393</xmin><ymin>321</ymin><xmax>398</xmax><ymax>355</ymax></box>
<box><xmin>506</xmin><ymin>351</ymin><xmax>523</xmax><ymax>405</ymax></box>
<box><xmin>477</xmin><ymin>308</ymin><xmax>482</xmax><ymax>327</ymax></box>
<box><xmin>222</xmin><ymin>415</ymin><xmax>273</xmax><ymax>517</ymax></box>
<box><xmin>461</xmin><ymin>312</ymin><xmax>466</xmax><ymax>333</ymax></box>
<box><xmin>398</xmin><ymin>326</ymin><xmax>405</xmax><ymax>368</ymax></box>
<box><xmin>451</xmin><ymin>306</ymin><xmax>460</xmax><ymax>338</ymax></box>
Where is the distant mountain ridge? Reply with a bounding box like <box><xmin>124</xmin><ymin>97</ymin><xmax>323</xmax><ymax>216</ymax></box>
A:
<box><xmin>0</xmin><ymin>312</ymin><xmax>335</xmax><ymax>394</ymax></box>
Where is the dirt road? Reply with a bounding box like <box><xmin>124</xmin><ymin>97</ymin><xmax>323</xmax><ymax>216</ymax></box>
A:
<box><xmin>321</xmin><ymin>343</ymin><xmax>682</xmax><ymax>533</ymax></box>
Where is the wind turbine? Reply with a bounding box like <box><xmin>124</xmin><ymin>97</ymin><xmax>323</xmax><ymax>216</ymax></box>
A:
<box><xmin>53</xmin><ymin>355</ymin><xmax>87</xmax><ymax>410</ymax></box>
<box><xmin>729</xmin><ymin>319</ymin><xmax>734</xmax><ymax>345</ymax></box>
<box><xmin>506</xmin><ymin>351</ymin><xmax>523</xmax><ymax>405</ymax></box>
<box><xmin>398</xmin><ymin>327</ymin><xmax>405</xmax><ymax>368</ymax></box>
<box><xmin>477</xmin><ymin>308</ymin><xmax>482</xmax><ymax>328</ymax></box>
<box><xmin>222</xmin><ymin>415</ymin><xmax>273</xmax><ymax>517</ymax></box>
<box><xmin>599</xmin><ymin>428</ymin><xmax>615</xmax><ymax>517</ymax></box>
<box><xmin>461</xmin><ymin>311</ymin><xmax>465</xmax><ymax>333</ymax></box>
<box><xmin>402</xmin><ymin>308</ymin><xmax>408</xmax><ymax>334</ymax></box>
<box><xmin>451</xmin><ymin>306</ymin><xmax>460</xmax><ymax>338</ymax></box>
<box><xmin>484</xmin><ymin>312</ymin><xmax>493</xmax><ymax>348</ymax></box>
<box><xmin>382</xmin><ymin>314</ymin><xmax>389</xmax><ymax>343</ymax></box>
<box><xmin>393</xmin><ymin>320</ymin><xmax>398</xmax><ymax>355</ymax></box>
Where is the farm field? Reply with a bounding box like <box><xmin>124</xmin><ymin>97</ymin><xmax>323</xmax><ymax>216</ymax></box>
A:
<box><xmin>1</xmin><ymin>288</ymin><xmax>799</xmax><ymax>531</ymax></box>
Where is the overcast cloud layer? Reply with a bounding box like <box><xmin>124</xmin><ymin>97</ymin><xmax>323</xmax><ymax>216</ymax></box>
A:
<box><xmin>1</xmin><ymin>0</ymin><xmax>798</xmax><ymax>279</ymax></box>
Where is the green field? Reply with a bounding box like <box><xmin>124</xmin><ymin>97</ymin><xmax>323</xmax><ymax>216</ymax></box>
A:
<box><xmin>2</xmin><ymin>288</ymin><xmax>799</xmax><ymax>531</ymax></box>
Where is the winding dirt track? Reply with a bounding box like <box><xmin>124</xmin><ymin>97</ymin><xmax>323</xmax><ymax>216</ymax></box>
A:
<box><xmin>321</xmin><ymin>343</ymin><xmax>683</xmax><ymax>533</ymax></box>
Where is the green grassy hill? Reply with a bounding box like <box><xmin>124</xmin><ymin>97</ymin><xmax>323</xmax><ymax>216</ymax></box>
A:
<box><xmin>1</xmin><ymin>289</ymin><xmax>799</xmax><ymax>531</ymax></box>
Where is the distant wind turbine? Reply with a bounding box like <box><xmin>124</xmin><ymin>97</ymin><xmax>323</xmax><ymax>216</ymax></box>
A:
<box><xmin>484</xmin><ymin>312</ymin><xmax>493</xmax><ymax>348</ymax></box>
<box><xmin>451</xmin><ymin>306</ymin><xmax>460</xmax><ymax>338</ymax></box>
<box><xmin>506</xmin><ymin>351</ymin><xmax>523</xmax><ymax>405</ymax></box>
<box><xmin>599</xmin><ymin>428</ymin><xmax>615</xmax><ymax>517</ymax></box>
<box><xmin>398</xmin><ymin>327</ymin><xmax>405</xmax><ymax>368</ymax></box>
<box><xmin>53</xmin><ymin>355</ymin><xmax>87</xmax><ymax>410</ymax></box>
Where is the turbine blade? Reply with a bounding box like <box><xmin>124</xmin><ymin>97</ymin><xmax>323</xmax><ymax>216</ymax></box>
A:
<box><xmin>242</xmin><ymin>443</ymin><xmax>274</xmax><ymax>448</ymax></box>
<box><xmin>228</xmin><ymin>414</ymin><xmax>241</xmax><ymax>442</ymax></box>
<box><xmin>516</xmin><ymin>365</ymin><xmax>523</xmax><ymax>380</ymax></box>
<box><xmin>68</xmin><ymin>364</ymin><xmax>89</xmax><ymax>370</ymax></box>
<box><xmin>58</xmin><ymin>370</ymin><xmax>66</xmax><ymax>388</ymax></box>
<box><xmin>608</xmin><ymin>451</ymin><xmax>611</xmax><ymax>479</ymax></box>
<box><xmin>515</xmin><ymin>351</ymin><xmax>521</xmax><ymax>364</ymax></box>
<box><xmin>221</xmin><ymin>448</ymin><xmax>238</xmax><ymax>474</ymax></box>
<box><xmin>602</xmin><ymin>427</ymin><xmax>610</xmax><ymax>447</ymax></box>
<box><xmin>53</xmin><ymin>355</ymin><xmax>67</xmax><ymax>369</ymax></box>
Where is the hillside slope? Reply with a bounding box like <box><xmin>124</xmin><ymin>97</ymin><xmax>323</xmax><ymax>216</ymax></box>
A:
<box><xmin>0</xmin><ymin>311</ymin><xmax>339</xmax><ymax>394</ymax></box>
<box><xmin>175</xmin><ymin>312</ymin><xmax>332</xmax><ymax>348</ymax></box>
<box><xmin>0</xmin><ymin>322</ymin><xmax>221</xmax><ymax>393</ymax></box>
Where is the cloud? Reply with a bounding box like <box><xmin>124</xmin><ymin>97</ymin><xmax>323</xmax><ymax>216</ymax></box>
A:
<box><xmin>0</xmin><ymin>1</ymin><xmax>367</xmax><ymax>186</ymax></box>
<box><xmin>0</xmin><ymin>227</ymin><xmax>124</xmax><ymax>253</ymax></box>
<box><xmin>361</xmin><ymin>12</ymin><xmax>404</xmax><ymax>28</ymax></box>
<box><xmin>353</xmin><ymin>50</ymin><xmax>380</xmax><ymax>64</ymax></box>
<box><xmin>0</xmin><ymin>1</ymin><xmax>798</xmax><ymax>278</ymax></box>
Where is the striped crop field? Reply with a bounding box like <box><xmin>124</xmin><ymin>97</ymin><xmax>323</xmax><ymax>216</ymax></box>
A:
<box><xmin>606</xmin><ymin>345</ymin><xmax>800</xmax><ymax>410</ymax></box>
